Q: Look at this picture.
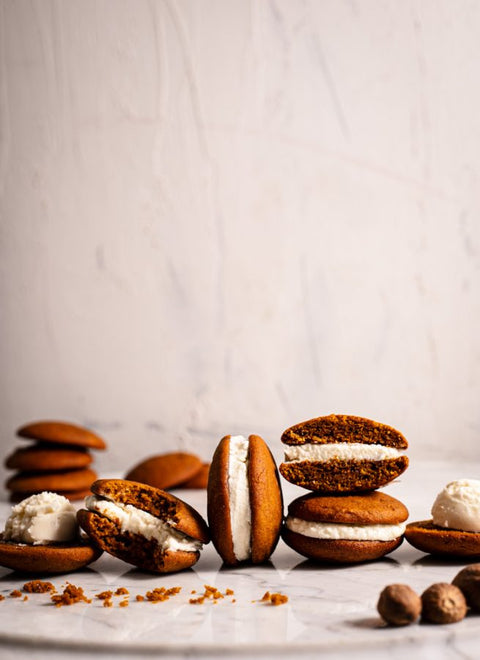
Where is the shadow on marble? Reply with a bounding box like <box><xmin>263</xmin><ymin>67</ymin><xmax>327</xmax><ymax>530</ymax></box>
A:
<box><xmin>347</xmin><ymin>616</ymin><xmax>385</xmax><ymax>630</ymax></box>
<box><xmin>290</xmin><ymin>556</ymin><xmax>399</xmax><ymax>571</ymax></box>
<box><xmin>0</xmin><ymin>566</ymin><xmax>100</xmax><ymax>582</ymax></box>
<box><xmin>412</xmin><ymin>555</ymin><xmax>476</xmax><ymax>568</ymax></box>
<box><xmin>118</xmin><ymin>566</ymin><xmax>197</xmax><ymax>580</ymax></box>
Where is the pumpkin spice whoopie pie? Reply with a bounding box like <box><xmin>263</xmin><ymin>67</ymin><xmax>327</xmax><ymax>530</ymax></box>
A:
<box><xmin>280</xmin><ymin>414</ymin><xmax>408</xmax><ymax>493</ymax></box>
<box><xmin>207</xmin><ymin>434</ymin><xmax>283</xmax><ymax>566</ymax></box>
<box><xmin>78</xmin><ymin>479</ymin><xmax>210</xmax><ymax>573</ymax></box>
<box><xmin>405</xmin><ymin>479</ymin><xmax>480</xmax><ymax>558</ymax></box>
<box><xmin>282</xmin><ymin>491</ymin><xmax>408</xmax><ymax>563</ymax></box>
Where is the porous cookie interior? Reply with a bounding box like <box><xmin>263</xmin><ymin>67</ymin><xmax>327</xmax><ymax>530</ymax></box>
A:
<box><xmin>279</xmin><ymin>456</ymin><xmax>408</xmax><ymax>493</ymax></box>
<box><xmin>282</xmin><ymin>414</ymin><xmax>407</xmax><ymax>448</ymax></box>
<box><xmin>78</xmin><ymin>511</ymin><xmax>198</xmax><ymax>573</ymax></box>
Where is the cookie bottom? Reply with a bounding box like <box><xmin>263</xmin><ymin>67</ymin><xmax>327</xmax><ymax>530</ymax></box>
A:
<box><xmin>77</xmin><ymin>510</ymin><xmax>200</xmax><ymax>573</ymax></box>
<box><xmin>279</xmin><ymin>457</ymin><xmax>408</xmax><ymax>493</ymax></box>
<box><xmin>282</xmin><ymin>527</ymin><xmax>403</xmax><ymax>563</ymax></box>
<box><xmin>0</xmin><ymin>534</ymin><xmax>102</xmax><ymax>574</ymax></box>
<box><xmin>405</xmin><ymin>520</ymin><xmax>480</xmax><ymax>558</ymax></box>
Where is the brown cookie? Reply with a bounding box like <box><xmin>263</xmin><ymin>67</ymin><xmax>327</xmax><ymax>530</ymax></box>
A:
<box><xmin>282</xmin><ymin>491</ymin><xmax>408</xmax><ymax>563</ymax></box>
<box><xmin>17</xmin><ymin>421</ymin><xmax>106</xmax><ymax>450</ymax></box>
<box><xmin>280</xmin><ymin>414</ymin><xmax>408</xmax><ymax>493</ymax></box>
<box><xmin>405</xmin><ymin>520</ymin><xmax>480</xmax><ymax>558</ymax></box>
<box><xmin>125</xmin><ymin>453</ymin><xmax>203</xmax><ymax>490</ymax></box>
<box><xmin>180</xmin><ymin>463</ymin><xmax>210</xmax><ymax>489</ymax></box>
<box><xmin>5</xmin><ymin>446</ymin><xmax>93</xmax><ymax>472</ymax></box>
<box><xmin>207</xmin><ymin>434</ymin><xmax>283</xmax><ymax>566</ymax></box>
<box><xmin>6</xmin><ymin>468</ymin><xmax>97</xmax><ymax>494</ymax></box>
<box><xmin>0</xmin><ymin>533</ymin><xmax>102</xmax><ymax>574</ymax></box>
<box><xmin>77</xmin><ymin>479</ymin><xmax>210</xmax><ymax>573</ymax></box>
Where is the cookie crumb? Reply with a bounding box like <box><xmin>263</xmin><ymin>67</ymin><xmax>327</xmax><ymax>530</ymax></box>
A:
<box><xmin>23</xmin><ymin>595</ymin><xmax>28</xmax><ymax>601</ymax></box>
<box><xmin>189</xmin><ymin>596</ymin><xmax>206</xmax><ymax>604</ymax></box>
<box><xmin>145</xmin><ymin>587</ymin><xmax>181</xmax><ymax>603</ymax></box>
<box><xmin>259</xmin><ymin>591</ymin><xmax>288</xmax><ymax>606</ymax></box>
<box><xmin>136</xmin><ymin>595</ymin><xmax>145</xmax><ymax>602</ymax></box>
<box><xmin>23</xmin><ymin>580</ymin><xmax>56</xmax><ymax>594</ymax></box>
<box><xmin>225</xmin><ymin>588</ymin><xmax>234</xmax><ymax>596</ymax></box>
<box><xmin>119</xmin><ymin>599</ymin><xmax>129</xmax><ymax>607</ymax></box>
<box><xmin>191</xmin><ymin>589</ymin><xmax>197</xmax><ymax>594</ymax></box>
<box><xmin>0</xmin><ymin>595</ymin><xmax>5</xmax><ymax>601</ymax></box>
<box><xmin>51</xmin><ymin>583</ymin><xmax>91</xmax><ymax>607</ymax></box>
<box><xmin>96</xmin><ymin>590</ymin><xmax>113</xmax><ymax>601</ymax></box>
<box><xmin>204</xmin><ymin>585</ymin><xmax>223</xmax><ymax>600</ymax></box>
<box><xmin>232</xmin><ymin>598</ymin><xmax>236</xmax><ymax>603</ymax></box>
<box><xmin>10</xmin><ymin>590</ymin><xmax>22</xmax><ymax>598</ymax></box>
<box><xmin>115</xmin><ymin>587</ymin><xmax>129</xmax><ymax>596</ymax></box>
<box><xmin>103</xmin><ymin>599</ymin><xmax>113</xmax><ymax>608</ymax></box>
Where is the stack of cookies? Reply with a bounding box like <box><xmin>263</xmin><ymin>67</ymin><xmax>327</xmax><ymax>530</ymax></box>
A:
<box><xmin>278</xmin><ymin>414</ymin><xmax>409</xmax><ymax>563</ymax></box>
<box><xmin>4</xmin><ymin>421</ymin><xmax>106</xmax><ymax>502</ymax></box>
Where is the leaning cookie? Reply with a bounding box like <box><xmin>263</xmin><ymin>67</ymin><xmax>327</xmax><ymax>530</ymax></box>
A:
<box><xmin>282</xmin><ymin>491</ymin><xmax>408</xmax><ymax>563</ymax></box>
<box><xmin>77</xmin><ymin>479</ymin><xmax>210</xmax><ymax>573</ymax></box>
<box><xmin>280</xmin><ymin>414</ymin><xmax>408</xmax><ymax>493</ymax></box>
<box><xmin>125</xmin><ymin>452</ymin><xmax>203</xmax><ymax>490</ymax></box>
<box><xmin>207</xmin><ymin>434</ymin><xmax>283</xmax><ymax>566</ymax></box>
<box><xmin>405</xmin><ymin>479</ymin><xmax>480</xmax><ymax>558</ymax></box>
<box><xmin>0</xmin><ymin>492</ymin><xmax>102</xmax><ymax>574</ymax></box>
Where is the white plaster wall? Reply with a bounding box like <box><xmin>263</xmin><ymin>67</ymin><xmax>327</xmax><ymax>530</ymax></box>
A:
<box><xmin>1</xmin><ymin>0</ymin><xmax>480</xmax><ymax>481</ymax></box>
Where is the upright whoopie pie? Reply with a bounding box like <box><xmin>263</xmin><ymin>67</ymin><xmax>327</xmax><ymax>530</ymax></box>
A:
<box><xmin>280</xmin><ymin>414</ymin><xmax>408</xmax><ymax>493</ymax></box>
<box><xmin>282</xmin><ymin>491</ymin><xmax>408</xmax><ymax>563</ymax></box>
<box><xmin>78</xmin><ymin>479</ymin><xmax>210</xmax><ymax>573</ymax></box>
<box><xmin>207</xmin><ymin>434</ymin><xmax>283</xmax><ymax>566</ymax></box>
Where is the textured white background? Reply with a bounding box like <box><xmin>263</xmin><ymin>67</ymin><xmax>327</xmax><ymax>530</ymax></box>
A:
<box><xmin>1</xmin><ymin>1</ymin><xmax>480</xmax><ymax>482</ymax></box>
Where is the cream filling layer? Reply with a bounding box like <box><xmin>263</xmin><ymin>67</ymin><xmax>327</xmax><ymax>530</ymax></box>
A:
<box><xmin>283</xmin><ymin>442</ymin><xmax>402</xmax><ymax>463</ymax></box>
<box><xmin>431</xmin><ymin>479</ymin><xmax>480</xmax><ymax>532</ymax></box>
<box><xmin>286</xmin><ymin>516</ymin><xmax>406</xmax><ymax>541</ymax></box>
<box><xmin>227</xmin><ymin>435</ymin><xmax>251</xmax><ymax>561</ymax></box>
<box><xmin>85</xmin><ymin>495</ymin><xmax>202</xmax><ymax>552</ymax></box>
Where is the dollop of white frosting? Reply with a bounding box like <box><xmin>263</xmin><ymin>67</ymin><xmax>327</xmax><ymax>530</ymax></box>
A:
<box><xmin>286</xmin><ymin>516</ymin><xmax>406</xmax><ymax>541</ymax></box>
<box><xmin>227</xmin><ymin>435</ymin><xmax>251</xmax><ymax>561</ymax></box>
<box><xmin>283</xmin><ymin>443</ymin><xmax>402</xmax><ymax>463</ymax></box>
<box><xmin>3</xmin><ymin>492</ymin><xmax>78</xmax><ymax>545</ymax></box>
<box><xmin>85</xmin><ymin>495</ymin><xmax>202</xmax><ymax>552</ymax></box>
<box><xmin>431</xmin><ymin>479</ymin><xmax>480</xmax><ymax>532</ymax></box>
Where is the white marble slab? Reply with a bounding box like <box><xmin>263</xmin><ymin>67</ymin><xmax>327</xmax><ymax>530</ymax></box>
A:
<box><xmin>0</xmin><ymin>461</ymin><xmax>479</xmax><ymax>659</ymax></box>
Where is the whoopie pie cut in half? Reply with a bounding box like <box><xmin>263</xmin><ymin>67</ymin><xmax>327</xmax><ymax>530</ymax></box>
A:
<box><xmin>207</xmin><ymin>434</ymin><xmax>283</xmax><ymax>566</ymax></box>
<box><xmin>77</xmin><ymin>479</ymin><xmax>210</xmax><ymax>573</ymax></box>
<box><xmin>280</xmin><ymin>414</ymin><xmax>408</xmax><ymax>493</ymax></box>
<box><xmin>282</xmin><ymin>491</ymin><xmax>408</xmax><ymax>563</ymax></box>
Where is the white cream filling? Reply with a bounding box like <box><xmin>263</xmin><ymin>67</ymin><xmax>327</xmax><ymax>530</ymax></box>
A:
<box><xmin>85</xmin><ymin>495</ymin><xmax>202</xmax><ymax>553</ymax></box>
<box><xmin>431</xmin><ymin>479</ymin><xmax>480</xmax><ymax>532</ymax></box>
<box><xmin>283</xmin><ymin>442</ymin><xmax>402</xmax><ymax>463</ymax></box>
<box><xmin>286</xmin><ymin>516</ymin><xmax>406</xmax><ymax>541</ymax></box>
<box><xmin>3</xmin><ymin>492</ymin><xmax>78</xmax><ymax>545</ymax></box>
<box><xmin>227</xmin><ymin>435</ymin><xmax>251</xmax><ymax>561</ymax></box>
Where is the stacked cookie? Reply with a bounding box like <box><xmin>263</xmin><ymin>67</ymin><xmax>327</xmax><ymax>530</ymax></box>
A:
<box><xmin>4</xmin><ymin>421</ymin><xmax>106</xmax><ymax>502</ymax></box>
<box><xmin>279</xmin><ymin>414</ymin><xmax>409</xmax><ymax>563</ymax></box>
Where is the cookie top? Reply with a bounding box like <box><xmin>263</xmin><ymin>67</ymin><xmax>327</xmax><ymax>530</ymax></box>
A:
<box><xmin>180</xmin><ymin>463</ymin><xmax>210</xmax><ymax>489</ymax></box>
<box><xmin>90</xmin><ymin>479</ymin><xmax>210</xmax><ymax>544</ymax></box>
<box><xmin>287</xmin><ymin>491</ymin><xmax>409</xmax><ymax>525</ymax></box>
<box><xmin>6</xmin><ymin>469</ymin><xmax>98</xmax><ymax>494</ymax></box>
<box><xmin>5</xmin><ymin>446</ymin><xmax>93</xmax><ymax>472</ymax></box>
<box><xmin>125</xmin><ymin>453</ymin><xmax>203</xmax><ymax>490</ymax></box>
<box><xmin>281</xmin><ymin>414</ymin><xmax>408</xmax><ymax>449</ymax></box>
<box><xmin>17</xmin><ymin>421</ymin><xmax>106</xmax><ymax>450</ymax></box>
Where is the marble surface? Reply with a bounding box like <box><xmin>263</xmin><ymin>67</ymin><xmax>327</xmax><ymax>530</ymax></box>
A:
<box><xmin>0</xmin><ymin>461</ymin><xmax>479</xmax><ymax>659</ymax></box>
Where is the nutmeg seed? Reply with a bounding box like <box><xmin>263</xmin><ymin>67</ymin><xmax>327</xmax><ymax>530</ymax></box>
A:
<box><xmin>421</xmin><ymin>583</ymin><xmax>467</xmax><ymax>624</ymax></box>
<box><xmin>377</xmin><ymin>584</ymin><xmax>422</xmax><ymax>626</ymax></box>
<box><xmin>452</xmin><ymin>563</ymin><xmax>480</xmax><ymax>611</ymax></box>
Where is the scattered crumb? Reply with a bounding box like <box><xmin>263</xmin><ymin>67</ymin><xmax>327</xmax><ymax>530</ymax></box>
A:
<box><xmin>103</xmin><ymin>599</ymin><xmax>113</xmax><ymax>608</ymax></box>
<box><xmin>191</xmin><ymin>589</ymin><xmax>196</xmax><ymax>594</ymax></box>
<box><xmin>204</xmin><ymin>585</ymin><xmax>224</xmax><ymax>600</ymax></box>
<box><xmin>0</xmin><ymin>595</ymin><xmax>5</xmax><ymax>601</ymax></box>
<box><xmin>96</xmin><ymin>590</ymin><xmax>113</xmax><ymax>601</ymax></box>
<box><xmin>51</xmin><ymin>583</ymin><xmax>91</xmax><ymax>607</ymax></box>
<box><xmin>115</xmin><ymin>587</ymin><xmax>129</xmax><ymax>596</ymax></box>
<box><xmin>10</xmin><ymin>590</ymin><xmax>22</xmax><ymax>598</ymax></box>
<box><xmin>119</xmin><ymin>599</ymin><xmax>129</xmax><ymax>608</ymax></box>
<box><xmin>189</xmin><ymin>596</ymin><xmax>205</xmax><ymax>604</ymax></box>
<box><xmin>23</xmin><ymin>580</ymin><xmax>56</xmax><ymax>594</ymax></box>
<box><xmin>232</xmin><ymin>599</ymin><xmax>236</xmax><ymax>603</ymax></box>
<box><xmin>225</xmin><ymin>588</ymin><xmax>234</xmax><ymax>596</ymax></box>
<box><xmin>145</xmin><ymin>587</ymin><xmax>181</xmax><ymax>603</ymax></box>
<box><xmin>259</xmin><ymin>591</ymin><xmax>288</xmax><ymax>606</ymax></box>
<box><xmin>23</xmin><ymin>596</ymin><xmax>28</xmax><ymax>601</ymax></box>
<box><xmin>136</xmin><ymin>595</ymin><xmax>145</xmax><ymax>602</ymax></box>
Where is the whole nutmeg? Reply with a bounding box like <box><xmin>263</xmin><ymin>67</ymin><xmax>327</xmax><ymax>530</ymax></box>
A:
<box><xmin>421</xmin><ymin>583</ymin><xmax>467</xmax><ymax>624</ymax></box>
<box><xmin>377</xmin><ymin>584</ymin><xmax>422</xmax><ymax>626</ymax></box>
<box><xmin>452</xmin><ymin>563</ymin><xmax>480</xmax><ymax>611</ymax></box>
